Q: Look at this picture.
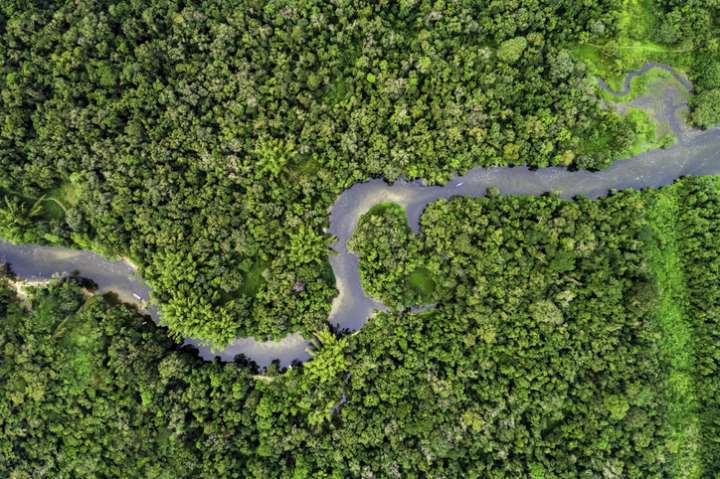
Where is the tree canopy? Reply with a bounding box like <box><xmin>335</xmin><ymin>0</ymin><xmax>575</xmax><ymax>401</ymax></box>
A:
<box><xmin>3</xmin><ymin>176</ymin><xmax>720</xmax><ymax>477</ymax></box>
<box><xmin>0</xmin><ymin>0</ymin><xmax>657</xmax><ymax>342</ymax></box>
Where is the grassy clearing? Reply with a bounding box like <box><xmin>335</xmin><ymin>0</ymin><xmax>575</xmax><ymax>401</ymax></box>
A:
<box><xmin>41</xmin><ymin>178</ymin><xmax>83</xmax><ymax>223</ymax></box>
<box><xmin>405</xmin><ymin>266</ymin><xmax>436</xmax><ymax>303</ymax></box>
<box><xmin>572</xmin><ymin>1</ymin><xmax>693</xmax><ymax>163</ymax></box>
<box><xmin>623</xmin><ymin>107</ymin><xmax>673</xmax><ymax>155</ymax></box>
<box><xmin>48</xmin><ymin>181</ymin><xmax>82</xmax><ymax>207</ymax></box>
<box><xmin>643</xmin><ymin>187</ymin><xmax>701</xmax><ymax>479</ymax></box>
<box><xmin>573</xmin><ymin>0</ymin><xmax>694</xmax><ymax>89</ymax></box>
<box><xmin>573</xmin><ymin>41</ymin><xmax>679</xmax><ymax>92</ymax></box>
<box><xmin>240</xmin><ymin>258</ymin><xmax>269</xmax><ymax>296</ymax></box>
<box><xmin>0</xmin><ymin>179</ymin><xmax>82</xmax><ymax>224</ymax></box>
<box><xmin>44</xmin><ymin>180</ymin><xmax>82</xmax><ymax>219</ymax></box>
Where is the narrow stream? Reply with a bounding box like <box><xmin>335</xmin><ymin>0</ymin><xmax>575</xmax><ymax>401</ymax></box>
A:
<box><xmin>2</xmin><ymin>64</ymin><xmax>719</xmax><ymax>368</ymax></box>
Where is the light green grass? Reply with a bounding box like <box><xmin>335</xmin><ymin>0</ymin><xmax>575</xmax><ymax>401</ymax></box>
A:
<box><xmin>582</xmin><ymin>107</ymin><xmax>669</xmax><ymax>160</ymax></box>
<box><xmin>42</xmin><ymin>179</ymin><xmax>83</xmax><ymax>221</ymax></box>
<box><xmin>572</xmin><ymin>0</ymin><xmax>694</xmax><ymax>89</ymax></box>
<box><xmin>573</xmin><ymin>0</ymin><xmax>690</xmax><ymax>164</ymax></box>
<box><xmin>644</xmin><ymin>187</ymin><xmax>701</xmax><ymax>479</ymax></box>
<box><xmin>574</xmin><ymin>39</ymin><xmax>690</xmax><ymax>92</ymax></box>
<box><xmin>624</xmin><ymin>108</ymin><xmax>667</xmax><ymax>155</ymax></box>
<box><xmin>240</xmin><ymin>258</ymin><xmax>269</xmax><ymax>296</ymax></box>
<box><xmin>48</xmin><ymin>180</ymin><xmax>82</xmax><ymax>207</ymax></box>
<box><xmin>0</xmin><ymin>179</ymin><xmax>81</xmax><ymax>223</ymax></box>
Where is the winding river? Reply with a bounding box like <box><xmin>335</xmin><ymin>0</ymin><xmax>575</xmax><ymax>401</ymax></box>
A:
<box><xmin>2</xmin><ymin>64</ymin><xmax>720</xmax><ymax>368</ymax></box>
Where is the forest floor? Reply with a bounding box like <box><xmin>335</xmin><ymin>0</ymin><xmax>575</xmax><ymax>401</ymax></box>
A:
<box><xmin>577</xmin><ymin>0</ymin><xmax>697</xmax><ymax>157</ymax></box>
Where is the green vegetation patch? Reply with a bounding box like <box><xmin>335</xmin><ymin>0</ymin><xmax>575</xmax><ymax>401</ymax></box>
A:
<box><xmin>405</xmin><ymin>266</ymin><xmax>436</xmax><ymax>304</ymax></box>
<box><xmin>574</xmin><ymin>0</ymin><xmax>720</xmax><ymax>129</ymax></box>
<box><xmin>43</xmin><ymin>177</ymin><xmax>83</xmax><ymax>221</ymax></box>
<box><xmin>572</xmin><ymin>0</ymin><xmax>694</xmax><ymax>88</ymax></box>
<box><xmin>349</xmin><ymin>176</ymin><xmax>720</xmax><ymax>477</ymax></box>
<box><xmin>673</xmin><ymin>176</ymin><xmax>720</xmax><ymax>472</ymax></box>
<box><xmin>643</xmin><ymin>188</ymin><xmax>701</xmax><ymax>477</ymax></box>
<box><xmin>601</xmin><ymin>66</ymin><xmax>689</xmax><ymax>104</ymax></box>
<box><xmin>577</xmin><ymin>106</ymin><xmax>672</xmax><ymax>162</ymax></box>
<box><xmin>239</xmin><ymin>258</ymin><xmax>269</xmax><ymax>297</ymax></box>
<box><xmin>348</xmin><ymin>202</ymin><xmax>414</xmax><ymax>308</ymax></box>
<box><xmin>0</xmin><ymin>0</ymin><xmax>648</xmax><ymax>343</ymax></box>
<box><xmin>623</xmin><ymin>107</ymin><xmax>667</xmax><ymax>155</ymax></box>
<box><xmin>4</xmin><ymin>176</ymin><xmax>720</xmax><ymax>477</ymax></box>
<box><xmin>58</xmin><ymin>305</ymin><xmax>103</xmax><ymax>392</ymax></box>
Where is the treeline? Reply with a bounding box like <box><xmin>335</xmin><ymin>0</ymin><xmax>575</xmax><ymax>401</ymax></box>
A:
<box><xmin>0</xmin><ymin>275</ymin><xmax>265</xmax><ymax>477</ymax></box>
<box><xmin>655</xmin><ymin>0</ymin><xmax>720</xmax><ymax>127</ymax></box>
<box><xmin>1</xmin><ymin>0</ymin><xmax>642</xmax><ymax>343</ymax></box>
<box><xmin>349</xmin><ymin>176</ymin><xmax>720</xmax><ymax>476</ymax></box>
<box><xmin>674</xmin><ymin>177</ymin><xmax>720</xmax><ymax>472</ymax></box>
<box><xmin>4</xmin><ymin>176</ymin><xmax>720</xmax><ymax>477</ymax></box>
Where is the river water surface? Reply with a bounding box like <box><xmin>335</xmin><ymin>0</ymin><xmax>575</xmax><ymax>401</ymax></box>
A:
<box><xmin>2</xmin><ymin>65</ymin><xmax>719</xmax><ymax>367</ymax></box>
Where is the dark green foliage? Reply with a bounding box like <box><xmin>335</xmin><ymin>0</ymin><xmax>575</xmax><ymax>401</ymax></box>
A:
<box><xmin>0</xmin><ymin>278</ymin><xmax>182</xmax><ymax>477</ymax></box>
<box><xmin>0</xmin><ymin>0</ymin><xmax>630</xmax><ymax>342</ymax></box>
<box><xmin>655</xmin><ymin>0</ymin><xmax>718</xmax><ymax>46</ymax></box>
<box><xmin>349</xmin><ymin>203</ymin><xmax>439</xmax><ymax>308</ymax></box>
<box><xmin>350</xmin><ymin>192</ymin><xmax>670</xmax><ymax>477</ymax></box>
<box><xmin>0</xmin><ymin>276</ymin><xmax>261</xmax><ymax>478</ymax></box>
<box><xmin>406</xmin><ymin>266</ymin><xmax>436</xmax><ymax>303</ymax></box>
<box><xmin>348</xmin><ymin>179</ymin><xmax>720</xmax><ymax>477</ymax></box>
<box><xmin>654</xmin><ymin>0</ymin><xmax>720</xmax><ymax>127</ymax></box>
<box><xmin>3</xmin><ymin>177</ymin><xmax>720</xmax><ymax>477</ymax></box>
<box><xmin>690</xmin><ymin>89</ymin><xmax>720</xmax><ymax>129</ymax></box>
<box><xmin>348</xmin><ymin>202</ymin><xmax>418</xmax><ymax>307</ymax></box>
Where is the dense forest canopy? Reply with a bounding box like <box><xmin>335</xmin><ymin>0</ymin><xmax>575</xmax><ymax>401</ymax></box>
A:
<box><xmin>2</xmin><ymin>176</ymin><xmax>720</xmax><ymax>477</ymax></box>
<box><xmin>661</xmin><ymin>0</ymin><xmax>720</xmax><ymax>128</ymax></box>
<box><xmin>3</xmin><ymin>0</ymin><xmax>701</xmax><ymax>343</ymax></box>
<box><xmin>2</xmin><ymin>1</ymin><xmax>720</xmax><ymax>477</ymax></box>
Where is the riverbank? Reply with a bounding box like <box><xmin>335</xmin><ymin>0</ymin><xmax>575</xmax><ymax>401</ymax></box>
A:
<box><xmin>1</xmin><ymin>65</ymin><xmax>719</xmax><ymax>368</ymax></box>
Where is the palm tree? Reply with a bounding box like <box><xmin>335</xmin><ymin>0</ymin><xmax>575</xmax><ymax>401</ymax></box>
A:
<box><xmin>0</xmin><ymin>194</ymin><xmax>45</xmax><ymax>227</ymax></box>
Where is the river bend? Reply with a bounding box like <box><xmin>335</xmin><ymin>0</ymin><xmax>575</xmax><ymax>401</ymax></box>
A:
<box><xmin>1</xmin><ymin>64</ymin><xmax>719</xmax><ymax>367</ymax></box>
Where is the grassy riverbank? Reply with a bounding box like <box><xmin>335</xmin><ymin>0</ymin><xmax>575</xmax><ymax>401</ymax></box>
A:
<box><xmin>673</xmin><ymin>176</ymin><xmax>720</xmax><ymax>473</ymax></box>
<box><xmin>4</xmin><ymin>176</ymin><xmax>720</xmax><ymax>477</ymax></box>
<box><xmin>574</xmin><ymin>0</ymin><xmax>720</xmax><ymax>130</ymax></box>
<box><xmin>573</xmin><ymin>0</ymin><xmax>694</xmax><ymax>89</ymax></box>
<box><xmin>644</xmin><ymin>187</ymin><xmax>701</xmax><ymax>478</ymax></box>
<box><xmin>599</xmin><ymin>66</ymin><xmax>690</xmax><ymax>104</ymax></box>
